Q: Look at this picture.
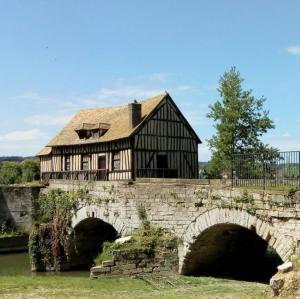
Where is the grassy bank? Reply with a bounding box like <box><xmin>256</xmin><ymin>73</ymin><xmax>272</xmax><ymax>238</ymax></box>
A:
<box><xmin>0</xmin><ymin>275</ymin><xmax>270</xmax><ymax>299</ymax></box>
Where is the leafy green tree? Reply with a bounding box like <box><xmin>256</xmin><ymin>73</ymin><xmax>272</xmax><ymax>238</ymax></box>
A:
<box><xmin>207</xmin><ymin>67</ymin><xmax>275</xmax><ymax>177</ymax></box>
<box><xmin>0</xmin><ymin>158</ymin><xmax>40</xmax><ymax>185</ymax></box>
<box><xmin>0</xmin><ymin>161</ymin><xmax>22</xmax><ymax>185</ymax></box>
<box><xmin>21</xmin><ymin>159</ymin><xmax>40</xmax><ymax>182</ymax></box>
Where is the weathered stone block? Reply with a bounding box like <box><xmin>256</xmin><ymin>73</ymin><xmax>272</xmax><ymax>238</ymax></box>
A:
<box><xmin>122</xmin><ymin>263</ymin><xmax>137</xmax><ymax>270</ymax></box>
<box><xmin>278</xmin><ymin>262</ymin><xmax>293</xmax><ymax>273</ymax></box>
<box><xmin>102</xmin><ymin>260</ymin><xmax>115</xmax><ymax>267</ymax></box>
<box><xmin>91</xmin><ymin>266</ymin><xmax>110</xmax><ymax>274</ymax></box>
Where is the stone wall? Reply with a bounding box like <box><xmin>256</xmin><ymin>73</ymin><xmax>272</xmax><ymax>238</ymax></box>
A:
<box><xmin>0</xmin><ymin>185</ymin><xmax>41</xmax><ymax>232</ymax></box>
<box><xmin>91</xmin><ymin>243</ymin><xmax>178</xmax><ymax>278</ymax></box>
<box><xmin>47</xmin><ymin>179</ymin><xmax>300</xmax><ymax>273</ymax></box>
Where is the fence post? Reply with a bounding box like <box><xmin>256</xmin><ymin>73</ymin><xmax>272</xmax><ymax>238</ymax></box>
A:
<box><xmin>231</xmin><ymin>154</ymin><xmax>234</xmax><ymax>187</ymax></box>
<box><xmin>298</xmin><ymin>151</ymin><xmax>300</xmax><ymax>189</ymax></box>
<box><xmin>263</xmin><ymin>153</ymin><xmax>266</xmax><ymax>190</ymax></box>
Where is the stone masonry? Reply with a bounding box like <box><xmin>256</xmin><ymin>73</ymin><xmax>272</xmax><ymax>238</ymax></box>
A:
<box><xmin>47</xmin><ymin>178</ymin><xmax>300</xmax><ymax>274</ymax></box>
<box><xmin>0</xmin><ymin>185</ymin><xmax>40</xmax><ymax>232</ymax></box>
<box><xmin>90</xmin><ymin>243</ymin><xmax>178</xmax><ymax>278</ymax></box>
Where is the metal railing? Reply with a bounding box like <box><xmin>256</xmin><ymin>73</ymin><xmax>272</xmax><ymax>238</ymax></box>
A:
<box><xmin>41</xmin><ymin>169</ymin><xmax>109</xmax><ymax>182</ymax></box>
<box><xmin>137</xmin><ymin>168</ymin><xmax>178</xmax><ymax>178</ymax></box>
<box><xmin>232</xmin><ymin>151</ymin><xmax>300</xmax><ymax>189</ymax></box>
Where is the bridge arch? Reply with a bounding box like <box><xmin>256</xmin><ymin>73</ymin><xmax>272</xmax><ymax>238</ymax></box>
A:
<box><xmin>179</xmin><ymin>208</ymin><xmax>294</xmax><ymax>280</ymax></box>
<box><xmin>67</xmin><ymin>205</ymin><xmax>129</xmax><ymax>269</ymax></box>
<box><xmin>71</xmin><ymin>204</ymin><xmax>128</xmax><ymax>234</ymax></box>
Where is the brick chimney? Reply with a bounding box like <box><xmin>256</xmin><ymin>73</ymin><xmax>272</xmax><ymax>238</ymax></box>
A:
<box><xmin>128</xmin><ymin>100</ymin><xmax>142</xmax><ymax>128</ymax></box>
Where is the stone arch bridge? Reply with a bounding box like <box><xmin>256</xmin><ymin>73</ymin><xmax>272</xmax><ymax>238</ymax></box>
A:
<box><xmin>48</xmin><ymin>179</ymin><xmax>300</xmax><ymax>279</ymax></box>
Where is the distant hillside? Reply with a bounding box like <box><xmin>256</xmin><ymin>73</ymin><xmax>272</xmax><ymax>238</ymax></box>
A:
<box><xmin>199</xmin><ymin>162</ymin><xmax>209</xmax><ymax>168</ymax></box>
<box><xmin>0</xmin><ymin>156</ymin><xmax>34</xmax><ymax>163</ymax></box>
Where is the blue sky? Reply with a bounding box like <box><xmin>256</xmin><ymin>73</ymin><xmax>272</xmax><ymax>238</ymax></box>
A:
<box><xmin>0</xmin><ymin>0</ymin><xmax>300</xmax><ymax>161</ymax></box>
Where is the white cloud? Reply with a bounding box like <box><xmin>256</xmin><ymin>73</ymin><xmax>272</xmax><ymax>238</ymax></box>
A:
<box><xmin>286</xmin><ymin>45</ymin><xmax>300</xmax><ymax>55</ymax></box>
<box><xmin>69</xmin><ymin>85</ymin><xmax>165</xmax><ymax>108</ymax></box>
<box><xmin>24</xmin><ymin>114</ymin><xmax>72</xmax><ymax>126</ymax></box>
<box><xmin>282</xmin><ymin>132</ymin><xmax>291</xmax><ymax>138</ymax></box>
<box><xmin>0</xmin><ymin>129</ymin><xmax>48</xmax><ymax>142</ymax></box>
<box><xmin>149</xmin><ymin>72</ymin><xmax>170</xmax><ymax>82</ymax></box>
<box><xmin>198</xmin><ymin>141</ymin><xmax>211</xmax><ymax>162</ymax></box>
<box><xmin>184</xmin><ymin>109</ymin><xmax>211</xmax><ymax>127</ymax></box>
<box><xmin>1</xmin><ymin>74</ymin><xmax>208</xmax><ymax>156</ymax></box>
<box><xmin>263</xmin><ymin>134</ymin><xmax>300</xmax><ymax>151</ymax></box>
<box><xmin>15</xmin><ymin>92</ymin><xmax>56</xmax><ymax>103</ymax></box>
<box><xmin>0</xmin><ymin>140</ymin><xmax>48</xmax><ymax>156</ymax></box>
<box><xmin>170</xmin><ymin>85</ymin><xmax>196</xmax><ymax>93</ymax></box>
<box><xmin>13</xmin><ymin>77</ymin><xmax>199</xmax><ymax>113</ymax></box>
<box><xmin>94</xmin><ymin>85</ymin><xmax>164</xmax><ymax>102</ymax></box>
<box><xmin>0</xmin><ymin>120</ymin><xmax>10</xmax><ymax>128</ymax></box>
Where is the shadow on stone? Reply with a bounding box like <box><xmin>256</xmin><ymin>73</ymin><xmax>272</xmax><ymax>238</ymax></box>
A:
<box><xmin>181</xmin><ymin>223</ymin><xmax>282</xmax><ymax>282</ymax></box>
<box><xmin>67</xmin><ymin>218</ymin><xmax>117</xmax><ymax>270</ymax></box>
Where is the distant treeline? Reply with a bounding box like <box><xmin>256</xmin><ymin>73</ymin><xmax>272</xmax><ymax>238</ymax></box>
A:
<box><xmin>0</xmin><ymin>156</ymin><xmax>34</xmax><ymax>163</ymax></box>
<box><xmin>0</xmin><ymin>158</ymin><xmax>40</xmax><ymax>185</ymax></box>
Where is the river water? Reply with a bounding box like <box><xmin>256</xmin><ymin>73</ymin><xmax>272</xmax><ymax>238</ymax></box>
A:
<box><xmin>0</xmin><ymin>252</ymin><xmax>89</xmax><ymax>277</ymax></box>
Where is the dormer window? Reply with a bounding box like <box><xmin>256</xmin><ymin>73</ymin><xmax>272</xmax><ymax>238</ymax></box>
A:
<box><xmin>75</xmin><ymin>123</ymin><xmax>110</xmax><ymax>140</ymax></box>
<box><xmin>92</xmin><ymin>130</ymin><xmax>100</xmax><ymax>139</ymax></box>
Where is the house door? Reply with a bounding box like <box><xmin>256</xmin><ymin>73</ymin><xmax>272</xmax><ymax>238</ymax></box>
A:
<box><xmin>98</xmin><ymin>155</ymin><xmax>106</xmax><ymax>169</ymax></box>
<box><xmin>157</xmin><ymin>154</ymin><xmax>168</xmax><ymax>169</ymax></box>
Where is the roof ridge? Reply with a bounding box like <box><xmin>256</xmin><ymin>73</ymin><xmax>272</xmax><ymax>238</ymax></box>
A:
<box><xmin>44</xmin><ymin>92</ymin><xmax>167</xmax><ymax>147</ymax></box>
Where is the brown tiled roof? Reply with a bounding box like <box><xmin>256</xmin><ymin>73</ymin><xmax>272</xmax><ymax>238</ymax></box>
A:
<box><xmin>37</xmin><ymin>146</ymin><xmax>52</xmax><ymax>156</ymax></box>
<box><xmin>46</xmin><ymin>93</ymin><xmax>167</xmax><ymax>147</ymax></box>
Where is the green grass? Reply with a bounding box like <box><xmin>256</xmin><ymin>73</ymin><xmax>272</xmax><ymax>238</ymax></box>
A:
<box><xmin>0</xmin><ymin>275</ymin><xmax>270</xmax><ymax>299</ymax></box>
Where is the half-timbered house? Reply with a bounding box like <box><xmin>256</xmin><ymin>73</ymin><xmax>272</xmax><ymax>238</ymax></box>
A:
<box><xmin>38</xmin><ymin>92</ymin><xmax>201</xmax><ymax>181</ymax></box>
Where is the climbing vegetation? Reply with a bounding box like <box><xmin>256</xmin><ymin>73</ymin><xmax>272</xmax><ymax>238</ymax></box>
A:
<box><xmin>29</xmin><ymin>188</ymin><xmax>90</xmax><ymax>271</ymax></box>
<box><xmin>233</xmin><ymin>190</ymin><xmax>254</xmax><ymax>203</ymax></box>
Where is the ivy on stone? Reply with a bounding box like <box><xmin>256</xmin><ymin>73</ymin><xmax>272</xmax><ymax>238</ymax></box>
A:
<box><xmin>29</xmin><ymin>188</ymin><xmax>90</xmax><ymax>271</ymax></box>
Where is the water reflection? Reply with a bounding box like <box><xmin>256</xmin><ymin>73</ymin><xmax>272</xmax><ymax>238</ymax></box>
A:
<box><xmin>0</xmin><ymin>252</ymin><xmax>89</xmax><ymax>277</ymax></box>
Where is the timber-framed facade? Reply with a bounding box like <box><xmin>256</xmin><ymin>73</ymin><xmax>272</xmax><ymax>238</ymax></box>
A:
<box><xmin>38</xmin><ymin>92</ymin><xmax>201</xmax><ymax>181</ymax></box>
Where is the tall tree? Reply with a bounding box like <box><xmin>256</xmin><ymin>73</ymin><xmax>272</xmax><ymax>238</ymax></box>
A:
<box><xmin>207</xmin><ymin>67</ymin><xmax>275</xmax><ymax>177</ymax></box>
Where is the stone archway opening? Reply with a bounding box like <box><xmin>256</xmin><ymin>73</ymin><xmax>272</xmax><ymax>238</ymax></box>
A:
<box><xmin>67</xmin><ymin>218</ymin><xmax>118</xmax><ymax>270</ymax></box>
<box><xmin>181</xmin><ymin>223</ymin><xmax>282</xmax><ymax>282</ymax></box>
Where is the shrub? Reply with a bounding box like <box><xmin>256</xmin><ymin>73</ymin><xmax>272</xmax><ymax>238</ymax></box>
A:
<box><xmin>29</xmin><ymin>188</ymin><xmax>88</xmax><ymax>270</ymax></box>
